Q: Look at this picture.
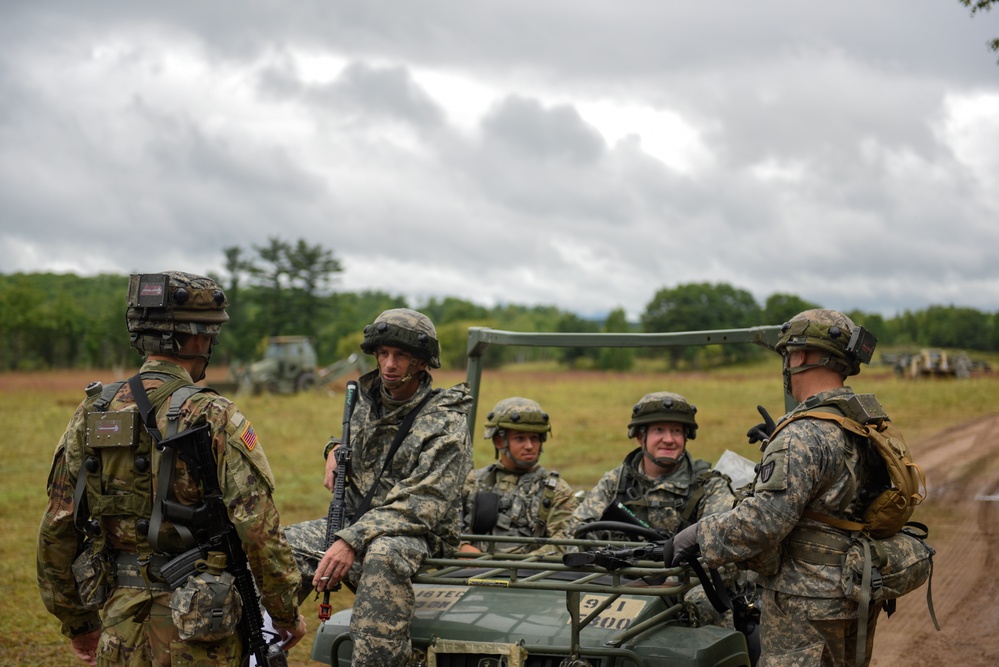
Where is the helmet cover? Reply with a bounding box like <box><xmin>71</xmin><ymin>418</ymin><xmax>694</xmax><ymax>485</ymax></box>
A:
<box><xmin>484</xmin><ymin>397</ymin><xmax>552</xmax><ymax>441</ymax></box>
<box><xmin>627</xmin><ymin>391</ymin><xmax>698</xmax><ymax>440</ymax></box>
<box><xmin>359</xmin><ymin>308</ymin><xmax>441</xmax><ymax>368</ymax></box>
<box><xmin>775</xmin><ymin>308</ymin><xmax>866</xmax><ymax>376</ymax></box>
<box><xmin>126</xmin><ymin>272</ymin><xmax>228</xmax><ymax>355</ymax></box>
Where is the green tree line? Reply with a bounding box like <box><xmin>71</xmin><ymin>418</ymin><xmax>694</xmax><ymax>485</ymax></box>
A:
<box><xmin>3</xmin><ymin>241</ymin><xmax>998</xmax><ymax>372</ymax></box>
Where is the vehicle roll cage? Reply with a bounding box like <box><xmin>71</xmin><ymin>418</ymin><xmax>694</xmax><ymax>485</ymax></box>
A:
<box><xmin>465</xmin><ymin>325</ymin><xmax>790</xmax><ymax>433</ymax></box>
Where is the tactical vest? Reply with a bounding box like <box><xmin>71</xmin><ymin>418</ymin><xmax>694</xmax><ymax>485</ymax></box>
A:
<box><xmin>612</xmin><ymin>448</ymin><xmax>720</xmax><ymax>533</ymax></box>
<box><xmin>73</xmin><ymin>374</ymin><xmax>214</xmax><ymax>572</ymax></box>
<box><xmin>470</xmin><ymin>465</ymin><xmax>561</xmax><ymax>538</ymax></box>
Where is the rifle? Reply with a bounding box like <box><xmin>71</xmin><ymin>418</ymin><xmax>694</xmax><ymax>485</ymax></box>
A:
<box><xmin>157</xmin><ymin>423</ymin><xmax>289</xmax><ymax>667</ymax></box>
<box><xmin>319</xmin><ymin>380</ymin><xmax>359</xmax><ymax>621</ymax></box>
<box><xmin>562</xmin><ymin>541</ymin><xmax>671</xmax><ymax>570</ymax></box>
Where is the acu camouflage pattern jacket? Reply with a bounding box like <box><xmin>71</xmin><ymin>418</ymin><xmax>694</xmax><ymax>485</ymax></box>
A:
<box><xmin>335</xmin><ymin>369</ymin><xmax>473</xmax><ymax>558</ymax></box>
<box><xmin>697</xmin><ymin>386</ymin><xmax>878</xmax><ymax>599</ymax></box>
<box><xmin>568</xmin><ymin>449</ymin><xmax>735</xmax><ymax>539</ymax></box>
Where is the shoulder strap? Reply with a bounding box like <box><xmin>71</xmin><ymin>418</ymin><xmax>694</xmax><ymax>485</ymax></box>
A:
<box><xmin>127</xmin><ymin>374</ymin><xmax>209</xmax><ymax>553</ymax></box>
<box><xmin>92</xmin><ymin>381</ymin><xmax>127</xmax><ymax>412</ymax></box>
<box><xmin>352</xmin><ymin>389</ymin><xmax>438</xmax><ymax>523</ymax></box>
<box><xmin>679</xmin><ymin>460</ymin><xmax>721</xmax><ymax>526</ymax></box>
<box><xmin>537</xmin><ymin>470</ymin><xmax>560</xmax><ymax>529</ymax></box>
<box><xmin>772</xmin><ymin>410</ymin><xmax>870</xmax><ymax>532</ymax></box>
<box><xmin>128</xmin><ymin>373</ymin><xmax>193</xmax><ymax>443</ymax></box>
<box><xmin>613</xmin><ymin>448</ymin><xmax>642</xmax><ymax>504</ymax></box>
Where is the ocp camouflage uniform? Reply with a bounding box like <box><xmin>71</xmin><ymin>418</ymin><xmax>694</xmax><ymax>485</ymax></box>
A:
<box><xmin>460</xmin><ymin>463</ymin><xmax>576</xmax><ymax>555</ymax></box>
<box><xmin>568</xmin><ymin>449</ymin><xmax>735</xmax><ymax>540</ymax></box>
<box><xmin>336</xmin><ymin>367</ymin><xmax>472</xmax><ymax>664</ymax></box>
<box><xmin>37</xmin><ymin>359</ymin><xmax>301</xmax><ymax>666</ymax></box>
<box><xmin>696</xmin><ymin>386</ymin><xmax>884</xmax><ymax>666</ymax></box>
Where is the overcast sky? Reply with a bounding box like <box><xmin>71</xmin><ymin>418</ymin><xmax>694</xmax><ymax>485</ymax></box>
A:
<box><xmin>2</xmin><ymin>2</ymin><xmax>997</xmax><ymax>320</ymax></box>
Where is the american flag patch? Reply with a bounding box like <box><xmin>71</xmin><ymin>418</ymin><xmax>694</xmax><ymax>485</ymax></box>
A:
<box><xmin>240</xmin><ymin>423</ymin><xmax>257</xmax><ymax>451</ymax></box>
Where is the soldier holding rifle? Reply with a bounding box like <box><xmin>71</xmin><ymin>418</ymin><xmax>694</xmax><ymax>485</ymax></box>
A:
<box><xmin>310</xmin><ymin>309</ymin><xmax>473</xmax><ymax>665</ymax></box>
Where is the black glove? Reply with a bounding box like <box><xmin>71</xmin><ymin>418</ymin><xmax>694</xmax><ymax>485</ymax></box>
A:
<box><xmin>746</xmin><ymin>405</ymin><xmax>776</xmax><ymax>445</ymax></box>
<box><xmin>670</xmin><ymin>523</ymin><xmax>700</xmax><ymax>567</ymax></box>
<box><xmin>659</xmin><ymin>538</ymin><xmax>674</xmax><ymax>569</ymax></box>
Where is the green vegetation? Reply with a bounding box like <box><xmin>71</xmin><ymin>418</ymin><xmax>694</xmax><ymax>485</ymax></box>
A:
<box><xmin>5</xmin><ymin>258</ymin><xmax>999</xmax><ymax>377</ymax></box>
<box><xmin>959</xmin><ymin>0</ymin><xmax>999</xmax><ymax>61</ymax></box>
<box><xmin>6</xmin><ymin>362</ymin><xmax>998</xmax><ymax>665</ymax></box>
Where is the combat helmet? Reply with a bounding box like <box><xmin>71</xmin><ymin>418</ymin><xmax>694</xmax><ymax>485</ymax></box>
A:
<box><xmin>774</xmin><ymin>308</ymin><xmax>876</xmax><ymax>377</ymax></box>
<box><xmin>484</xmin><ymin>397</ymin><xmax>552</xmax><ymax>443</ymax></box>
<box><xmin>627</xmin><ymin>391</ymin><xmax>698</xmax><ymax>440</ymax></box>
<box><xmin>360</xmin><ymin>308</ymin><xmax>441</xmax><ymax>368</ymax></box>
<box><xmin>126</xmin><ymin>272</ymin><xmax>228</xmax><ymax>356</ymax></box>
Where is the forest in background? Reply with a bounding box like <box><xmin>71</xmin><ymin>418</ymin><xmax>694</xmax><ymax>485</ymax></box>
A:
<box><xmin>3</xmin><ymin>238</ymin><xmax>998</xmax><ymax>373</ymax></box>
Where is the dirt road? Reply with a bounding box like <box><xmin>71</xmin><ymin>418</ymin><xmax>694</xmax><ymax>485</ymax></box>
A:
<box><xmin>870</xmin><ymin>414</ymin><xmax>999</xmax><ymax>666</ymax></box>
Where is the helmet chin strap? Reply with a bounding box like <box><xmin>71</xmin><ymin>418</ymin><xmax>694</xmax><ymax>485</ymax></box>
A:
<box><xmin>498</xmin><ymin>434</ymin><xmax>541</xmax><ymax>471</ymax></box>
<box><xmin>782</xmin><ymin>351</ymin><xmax>823</xmax><ymax>396</ymax></box>
<box><xmin>638</xmin><ymin>429</ymin><xmax>681</xmax><ymax>473</ymax></box>
<box><xmin>173</xmin><ymin>337</ymin><xmax>213</xmax><ymax>382</ymax></box>
<box><xmin>642</xmin><ymin>448</ymin><xmax>680</xmax><ymax>473</ymax></box>
<box><xmin>381</xmin><ymin>358</ymin><xmax>420</xmax><ymax>390</ymax></box>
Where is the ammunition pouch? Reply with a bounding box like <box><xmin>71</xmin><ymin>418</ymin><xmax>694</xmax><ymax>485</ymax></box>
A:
<box><xmin>169</xmin><ymin>551</ymin><xmax>243</xmax><ymax>642</ymax></box>
<box><xmin>72</xmin><ymin>546</ymin><xmax>111</xmax><ymax>610</ymax></box>
<box><xmin>842</xmin><ymin>524</ymin><xmax>935</xmax><ymax>605</ymax></box>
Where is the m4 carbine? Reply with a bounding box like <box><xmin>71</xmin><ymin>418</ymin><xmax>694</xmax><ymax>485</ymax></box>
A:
<box><xmin>319</xmin><ymin>380</ymin><xmax>359</xmax><ymax>621</ymax></box>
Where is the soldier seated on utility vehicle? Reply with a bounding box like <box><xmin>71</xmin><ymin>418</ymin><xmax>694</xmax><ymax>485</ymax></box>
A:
<box><xmin>459</xmin><ymin>397</ymin><xmax>576</xmax><ymax>556</ymax></box>
<box><xmin>567</xmin><ymin>391</ymin><xmax>754</xmax><ymax>629</ymax></box>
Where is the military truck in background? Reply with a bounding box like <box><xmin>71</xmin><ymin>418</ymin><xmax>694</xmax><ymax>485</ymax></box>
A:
<box><xmin>882</xmin><ymin>349</ymin><xmax>991</xmax><ymax>380</ymax></box>
<box><xmin>224</xmin><ymin>335</ymin><xmax>319</xmax><ymax>395</ymax></box>
<box><xmin>214</xmin><ymin>337</ymin><xmax>370</xmax><ymax>396</ymax></box>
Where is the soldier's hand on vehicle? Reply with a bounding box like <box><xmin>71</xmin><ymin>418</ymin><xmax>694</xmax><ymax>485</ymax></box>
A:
<box><xmin>746</xmin><ymin>405</ymin><xmax>776</xmax><ymax>445</ymax></box>
<box><xmin>670</xmin><ymin>523</ymin><xmax>700</xmax><ymax>567</ymax></box>
<box><xmin>70</xmin><ymin>629</ymin><xmax>101</xmax><ymax>666</ymax></box>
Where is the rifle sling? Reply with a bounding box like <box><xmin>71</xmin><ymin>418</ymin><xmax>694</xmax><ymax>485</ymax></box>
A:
<box><xmin>129</xmin><ymin>374</ymin><xmax>204</xmax><ymax>553</ymax></box>
<box><xmin>683</xmin><ymin>554</ymin><xmax>732</xmax><ymax>615</ymax></box>
<box><xmin>352</xmin><ymin>390</ymin><xmax>437</xmax><ymax>523</ymax></box>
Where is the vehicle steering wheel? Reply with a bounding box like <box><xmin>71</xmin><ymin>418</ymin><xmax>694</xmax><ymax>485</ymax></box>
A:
<box><xmin>572</xmin><ymin>520</ymin><xmax>669</xmax><ymax>543</ymax></box>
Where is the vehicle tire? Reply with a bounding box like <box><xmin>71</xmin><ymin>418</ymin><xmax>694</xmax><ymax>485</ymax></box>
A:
<box><xmin>296</xmin><ymin>371</ymin><xmax>317</xmax><ymax>392</ymax></box>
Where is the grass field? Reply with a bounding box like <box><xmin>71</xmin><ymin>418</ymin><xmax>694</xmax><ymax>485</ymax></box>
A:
<box><xmin>3</xmin><ymin>360</ymin><xmax>997</xmax><ymax>666</ymax></box>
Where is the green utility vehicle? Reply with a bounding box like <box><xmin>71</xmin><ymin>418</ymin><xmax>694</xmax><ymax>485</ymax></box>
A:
<box><xmin>311</xmin><ymin>325</ymin><xmax>787</xmax><ymax>667</ymax></box>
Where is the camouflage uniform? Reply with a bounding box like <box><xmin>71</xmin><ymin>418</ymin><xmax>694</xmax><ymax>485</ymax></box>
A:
<box><xmin>568</xmin><ymin>397</ymin><xmax>741</xmax><ymax>628</ymax></box>
<box><xmin>696</xmin><ymin>387</ymin><xmax>884</xmax><ymax>667</ymax></box>
<box><xmin>337</xmin><ymin>367</ymin><xmax>472</xmax><ymax>664</ymax></box>
<box><xmin>460</xmin><ymin>463</ymin><xmax>576</xmax><ymax>554</ymax></box>
<box><xmin>568</xmin><ymin>449</ymin><xmax>735</xmax><ymax>540</ymax></box>
<box><xmin>37</xmin><ymin>358</ymin><xmax>302</xmax><ymax>666</ymax></box>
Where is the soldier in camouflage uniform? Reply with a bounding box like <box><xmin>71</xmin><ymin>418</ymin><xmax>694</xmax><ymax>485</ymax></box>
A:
<box><xmin>459</xmin><ymin>397</ymin><xmax>576</xmax><ymax>555</ymax></box>
<box><xmin>309</xmin><ymin>308</ymin><xmax>473</xmax><ymax>665</ymax></box>
<box><xmin>672</xmin><ymin>309</ymin><xmax>891</xmax><ymax>667</ymax></box>
<box><xmin>36</xmin><ymin>271</ymin><xmax>305</xmax><ymax>667</ymax></box>
<box><xmin>568</xmin><ymin>391</ymin><xmax>735</xmax><ymax>541</ymax></box>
